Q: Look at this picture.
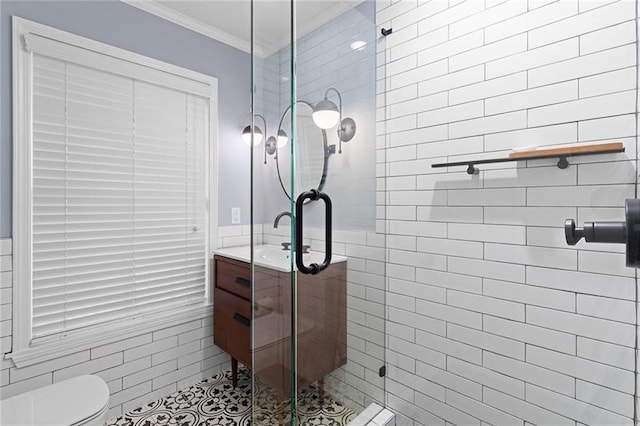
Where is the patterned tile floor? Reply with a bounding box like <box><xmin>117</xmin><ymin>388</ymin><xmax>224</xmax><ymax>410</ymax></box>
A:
<box><xmin>107</xmin><ymin>369</ymin><xmax>356</xmax><ymax>426</ymax></box>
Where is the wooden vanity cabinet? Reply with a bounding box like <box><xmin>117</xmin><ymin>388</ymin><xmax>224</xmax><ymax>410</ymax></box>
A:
<box><xmin>296</xmin><ymin>265</ymin><xmax>347</xmax><ymax>388</ymax></box>
<box><xmin>213</xmin><ymin>253</ymin><xmax>347</xmax><ymax>399</ymax></box>
<box><xmin>213</xmin><ymin>256</ymin><xmax>251</xmax><ymax>386</ymax></box>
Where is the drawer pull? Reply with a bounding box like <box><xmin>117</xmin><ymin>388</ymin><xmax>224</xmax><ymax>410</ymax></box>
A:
<box><xmin>233</xmin><ymin>313</ymin><xmax>250</xmax><ymax>326</ymax></box>
<box><xmin>235</xmin><ymin>277</ymin><xmax>251</xmax><ymax>288</ymax></box>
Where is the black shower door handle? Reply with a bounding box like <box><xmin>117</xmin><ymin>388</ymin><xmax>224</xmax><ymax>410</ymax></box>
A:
<box><xmin>295</xmin><ymin>189</ymin><xmax>332</xmax><ymax>275</ymax></box>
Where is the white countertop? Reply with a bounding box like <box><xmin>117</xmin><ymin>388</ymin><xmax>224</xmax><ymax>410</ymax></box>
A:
<box><xmin>213</xmin><ymin>244</ymin><xmax>347</xmax><ymax>272</ymax></box>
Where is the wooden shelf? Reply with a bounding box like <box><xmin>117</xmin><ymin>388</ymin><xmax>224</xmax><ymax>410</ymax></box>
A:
<box><xmin>431</xmin><ymin>142</ymin><xmax>625</xmax><ymax>175</ymax></box>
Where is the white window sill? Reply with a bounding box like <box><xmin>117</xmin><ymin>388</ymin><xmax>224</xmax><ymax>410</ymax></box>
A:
<box><xmin>6</xmin><ymin>303</ymin><xmax>213</xmax><ymax>368</ymax></box>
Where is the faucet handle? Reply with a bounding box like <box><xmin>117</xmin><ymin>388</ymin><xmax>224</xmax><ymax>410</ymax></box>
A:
<box><xmin>281</xmin><ymin>242</ymin><xmax>291</xmax><ymax>251</ymax></box>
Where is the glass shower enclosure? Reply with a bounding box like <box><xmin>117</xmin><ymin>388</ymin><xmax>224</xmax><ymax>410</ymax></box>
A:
<box><xmin>249</xmin><ymin>0</ymin><xmax>383</xmax><ymax>424</ymax></box>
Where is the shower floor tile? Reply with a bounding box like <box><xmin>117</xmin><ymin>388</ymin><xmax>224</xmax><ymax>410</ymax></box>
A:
<box><xmin>106</xmin><ymin>368</ymin><xmax>356</xmax><ymax>426</ymax></box>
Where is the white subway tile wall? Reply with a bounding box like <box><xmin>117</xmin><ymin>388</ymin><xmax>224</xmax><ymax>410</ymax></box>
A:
<box><xmin>218</xmin><ymin>224</ymin><xmax>263</xmax><ymax>248</ymax></box>
<box><xmin>0</xmin><ymin>238</ymin><xmax>229</xmax><ymax>419</ymax></box>
<box><xmin>0</xmin><ymin>239</ymin><xmax>12</xmax><ymax>369</ymax></box>
<box><xmin>377</xmin><ymin>1</ymin><xmax>637</xmax><ymax>425</ymax></box>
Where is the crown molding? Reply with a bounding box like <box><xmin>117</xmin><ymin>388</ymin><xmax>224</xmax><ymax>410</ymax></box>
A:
<box><xmin>122</xmin><ymin>0</ymin><xmax>367</xmax><ymax>59</ymax></box>
<box><xmin>121</xmin><ymin>0</ymin><xmax>269</xmax><ymax>57</ymax></box>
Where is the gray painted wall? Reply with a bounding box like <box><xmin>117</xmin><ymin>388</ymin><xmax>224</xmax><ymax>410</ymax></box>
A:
<box><xmin>0</xmin><ymin>0</ymin><xmax>252</xmax><ymax>237</ymax></box>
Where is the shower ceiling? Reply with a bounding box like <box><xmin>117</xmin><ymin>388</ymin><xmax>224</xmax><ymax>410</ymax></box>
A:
<box><xmin>124</xmin><ymin>0</ymin><xmax>364</xmax><ymax>57</ymax></box>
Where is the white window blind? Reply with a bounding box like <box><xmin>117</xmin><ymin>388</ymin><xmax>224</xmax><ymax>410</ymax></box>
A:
<box><xmin>29</xmin><ymin>43</ymin><xmax>209</xmax><ymax>339</ymax></box>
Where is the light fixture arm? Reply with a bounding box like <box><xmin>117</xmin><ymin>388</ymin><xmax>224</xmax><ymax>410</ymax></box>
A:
<box><xmin>253</xmin><ymin>113</ymin><xmax>268</xmax><ymax>164</ymax></box>
<box><xmin>324</xmin><ymin>88</ymin><xmax>344</xmax><ymax>153</ymax></box>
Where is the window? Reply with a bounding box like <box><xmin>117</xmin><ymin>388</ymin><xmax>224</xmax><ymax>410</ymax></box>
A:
<box><xmin>11</xmin><ymin>18</ymin><xmax>218</xmax><ymax>366</ymax></box>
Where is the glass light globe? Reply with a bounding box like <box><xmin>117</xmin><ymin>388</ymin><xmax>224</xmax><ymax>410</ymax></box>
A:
<box><xmin>277</xmin><ymin>129</ymin><xmax>288</xmax><ymax>148</ymax></box>
<box><xmin>312</xmin><ymin>99</ymin><xmax>340</xmax><ymax>129</ymax></box>
<box><xmin>241</xmin><ymin>125</ymin><xmax>263</xmax><ymax>146</ymax></box>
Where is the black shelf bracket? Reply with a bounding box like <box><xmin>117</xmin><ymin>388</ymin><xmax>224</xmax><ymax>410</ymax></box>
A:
<box><xmin>432</xmin><ymin>147</ymin><xmax>625</xmax><ymax>175</ymax></box>
<box><xmin>557</xmin><ymin>156</ymin><xmax>569</xmax><ymax>169</ymax></box>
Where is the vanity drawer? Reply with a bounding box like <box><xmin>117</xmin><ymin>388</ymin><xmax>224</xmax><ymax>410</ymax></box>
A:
<box><xmin>215</xmin><ymin>255</ymin><xmax>251</xmax><ymax>300</ymax></box>
<box><xmin>213</xmin><ymin>287</ymin><xmax>251</xmax><ymax>367</ymax></box>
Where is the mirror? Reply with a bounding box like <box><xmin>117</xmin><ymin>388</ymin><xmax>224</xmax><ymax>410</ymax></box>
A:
<box><xmin>276</xmin><ymin>100</ymin><xmax>328</xmax><ymax>201</ymax></box>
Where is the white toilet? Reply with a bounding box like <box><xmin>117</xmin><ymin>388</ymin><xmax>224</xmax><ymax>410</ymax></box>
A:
<box><xmin>0</xmin><ymin>375</ymin><xmax>110</xmax><ymax>425</ymax></box>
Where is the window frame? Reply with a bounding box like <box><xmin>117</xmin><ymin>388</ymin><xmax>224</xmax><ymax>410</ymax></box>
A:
<box><xmin>10</xmin><ymin>17</ymin><xmax>219</xmax><ymax>368</ymax></box>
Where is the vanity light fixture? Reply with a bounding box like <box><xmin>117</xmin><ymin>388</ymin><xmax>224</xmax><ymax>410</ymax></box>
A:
<box><xmin>277</xmin><ymin>129</ymin><xmax>289</xmax><ymax>148</ymax></box>
<box><xmin>312</xmin><ymin>99</ymin><xmax>340</xmax><ymax>129</ymax></box>
<box><xmin>242</xmin><ymin>114</ymin><xmax>289</xmax><ymax>163</ymax></box>
<box><xmin>267</xmin><ymin>129</ymin><xmax>289</xmax><ymax>156</ymax></box>
<box><xmin>312</xmin><ymin>87</ymin><xmax>356</xmax><ymax>154</ymax></box>
<box><xmin>242</xmin><ymin>114</ymin><xmax>267</xmax><ymax>146</ymax></box>
<box><xmin>242</xmin><ymin>114</ymin><xmax>272</xmax><ymax>164</ymax></box>
<box><xmin>241</xmin><ymin>125</ymin><xmax>262</xmax><ymax>146</ymax></box>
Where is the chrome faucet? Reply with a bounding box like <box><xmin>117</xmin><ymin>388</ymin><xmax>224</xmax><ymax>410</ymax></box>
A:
<box><xmin>273</xmin><ymin>211</ymin><xmax>293</xmax><ymax>229</ymax></box>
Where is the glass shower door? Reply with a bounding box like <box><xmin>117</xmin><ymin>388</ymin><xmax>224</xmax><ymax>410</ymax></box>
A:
<box><xmin>250</xmin><ymin>1</ymin><xmax>297</xmax><ymax>424</ymax></box>
<box><xmin>251</xmin><ymin>1</ymin><xmax>382</xmax><ymax>424</ymax></box>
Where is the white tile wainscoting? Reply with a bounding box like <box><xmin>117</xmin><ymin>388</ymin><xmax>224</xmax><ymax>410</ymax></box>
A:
<box><xmin>376</xmin><ymin>0</ymin><xmax>638</xmax><ymax>425</ymax></box>
<box><xmin>1</xmin><ymin>223</ymin><xmax>387</xmax><ymax>421</ymax></box>
<box><xmin>0</xmin><ymin>216</ymin><xmax>382</xmax><ymax>419</ymax></box>
<box><xmin>0</xmin><ymin>238</ymin><xmax>12</xmax><ymax>385</ymax></box>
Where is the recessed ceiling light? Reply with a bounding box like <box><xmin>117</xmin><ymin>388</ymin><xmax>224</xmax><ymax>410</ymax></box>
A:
<box><xmin>350</xmin><ymin>40</ymin><xmax>367</xmax><ymax>50</ymax></box>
